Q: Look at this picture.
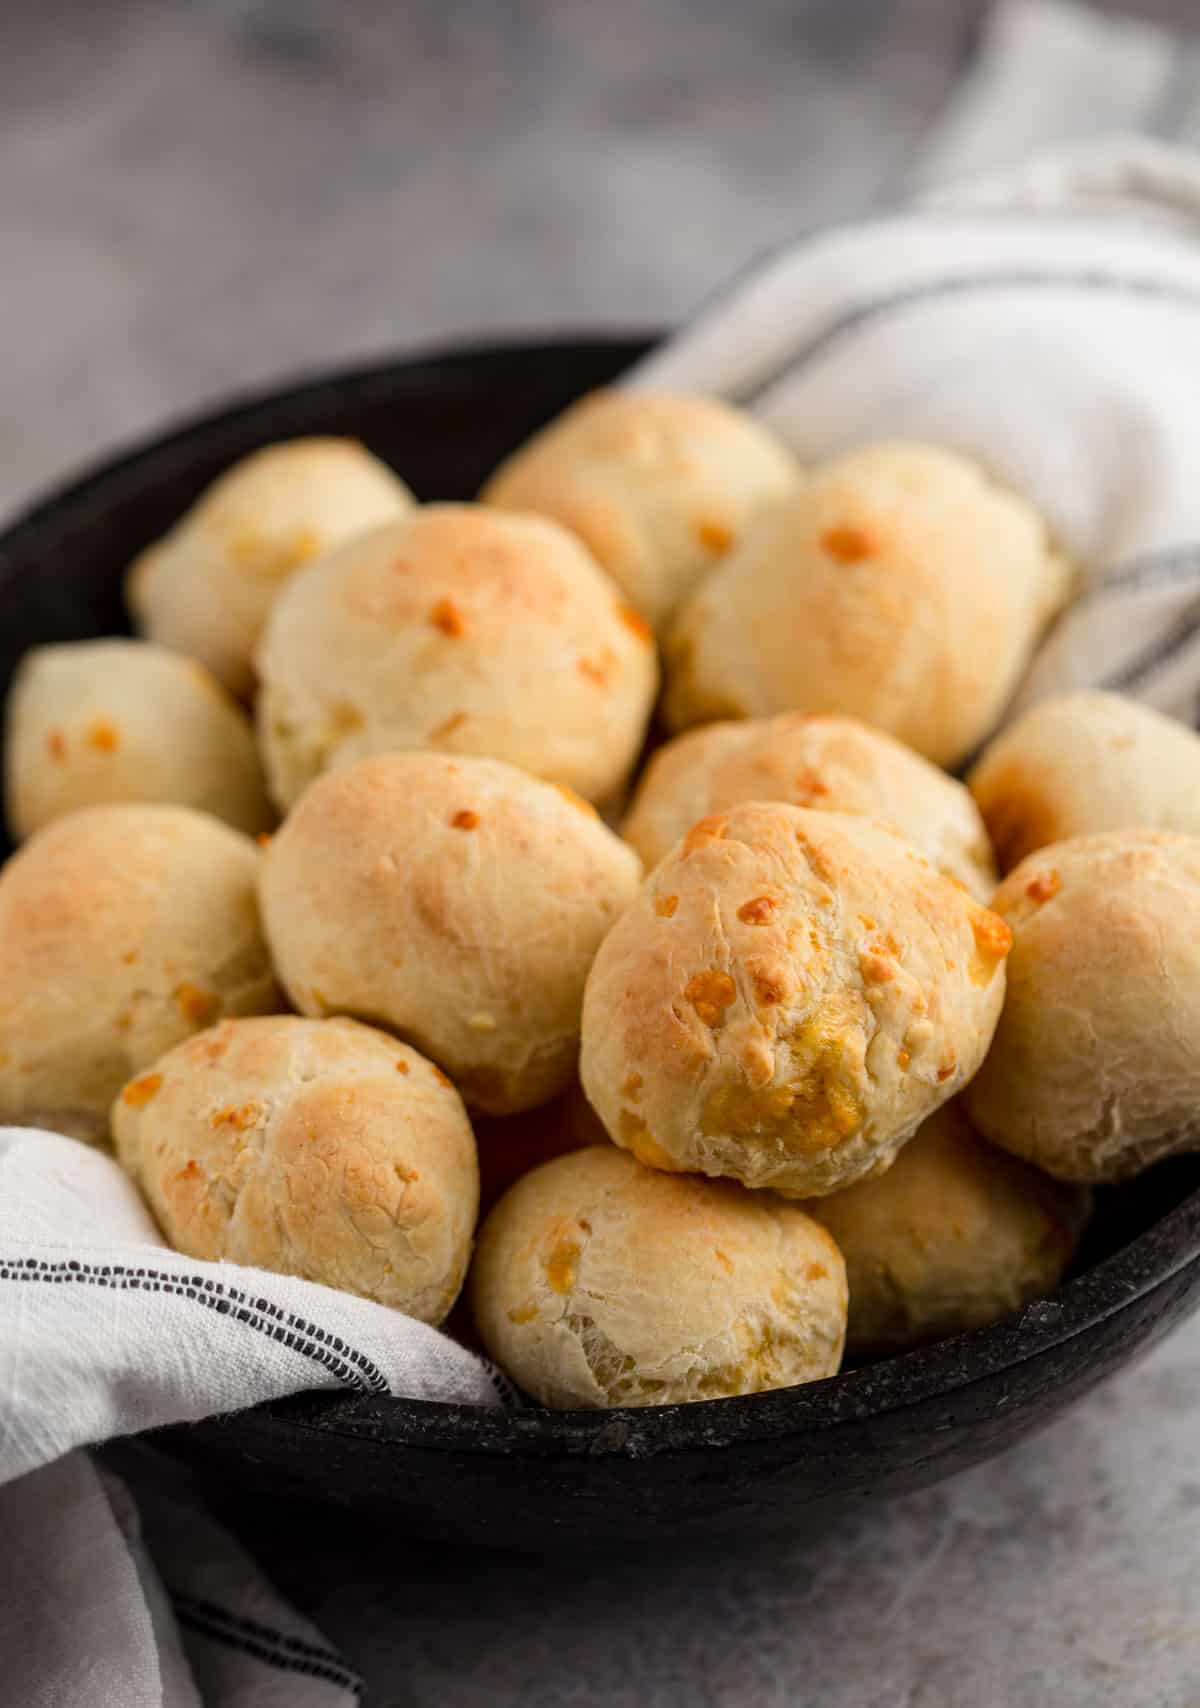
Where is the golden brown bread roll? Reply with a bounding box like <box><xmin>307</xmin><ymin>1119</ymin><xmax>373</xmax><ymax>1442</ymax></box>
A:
<box><xmin>622</xmin><ymin>712</ymin><xmax>996</xmax><ymax>898</ymax></box>
<box><xmin>0</xmin><ymin>806</ymin><xmax>280</xmax><ymax>1143</ymax></box>
<box><xmin>112</xmin><ymin>1016</ymin><xmax>477</xmax><ymax>1322</ymax></box>
<box><xmin>481</xmin><ymin>389</ymin><xmax>800</xmax><ymax>629</ymax></box>
<box><xmin>256</xmin><ymin>503</ymin><xmax>658</xmax><ymax>811</ymax></box>
<box><xmin>580</xmin><ymin>802</ymin><xmax>1010</xmax><ymax>1198</ymax></box>
<box><xmin>470</xmin><ymin>1145</ymin><xmax>847</xmax><ymax>1407</ymax></box>
<box><xmin>969</xmin><ymin>690</ymin><xmax>1200</xmax><ymax>871</ymax></box>
<box><xmin>806</xmin><ymin>1101</ymin><xmax>1090</xmax><ymax>1354</ymax></box>
<box><xmin>259</xmin><ymin>752</ymin><xmax>642</xmax><ymax>1115</ymax></box>
<box><xmin>663</xmin><ymin>442</ymin><xmax>1070</xmax><ymax>766</ymax></box>
<box><xmin>127</xmin><ymin>438</ymin><xmax>413</xmax><ymax>697</ymax></box>
<box><xmin>4</xmin><ymin>640</ymin><xmax>273</xmax><ymax>839</ymax></box>
<box><xmin>966</xmin><ymin>829</ymin><xmax>1200</xmax><ymax>1182</ymax></box>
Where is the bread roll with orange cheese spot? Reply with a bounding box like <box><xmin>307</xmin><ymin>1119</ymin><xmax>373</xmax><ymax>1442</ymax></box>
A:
<box><xmin>259</xmin><ymin>752</ymin><xmax>642</xmax><ymax>1115</ymax></box>
<box><xmin>471</xmin><ymin>1145</ymin><xmax>846</xmax><ymax>1407</ymax></box>
<box><xmin>968</xmin><ymin>690</ymin><xmax>1200</xmax><ymax>872</ymax></box>
<box><xmin>581</xmin><ymin>802</ymin><xmax>1010</xmax><ymax>1197</ymax></box>
<box><xmin>112</xmin><ymin>1015</ymin><xmax>478</xmax><ymax>1322</ymax></box>
<box><xmin>127</xmin><ymin>437</ymin><xmax>413</xmax><ymax>697</ymax></box>
<box><xmin>623</xmin><ymin>711</ymin><xmax>996</xmax><ymax>897</ymax></box>
<box><xmin>5</xmin><ymin>640</ymin><xmax>273</xmax><ymax>839</ymax></box>
<box><xmin>256</xmin><ymin>504</ymin><xmax>658</xmax><ymax>812</ymax></box>
<box><xmin>967</xmin><ymin>830</ymin><xmax>1200</xmax><ymax>1182</ymax></box>
<box><xmin>481</xmin><ymin>389</ymin><xmax>799</xmax><ymax>630</ymax></box>
<box><xmin>663</xmin><ymin>442</ymin><xmax>1070</xmax><ymax>766</ymax></box>
<box><xmin>806</xmin><ymin>1100</ymin><xmax>1090</xmax><ymax>1354</ymax></box>
<box><xmin>0</xmin><ymin>806</ymin><xmax>280</xmax><ymax>1143</ymax></box>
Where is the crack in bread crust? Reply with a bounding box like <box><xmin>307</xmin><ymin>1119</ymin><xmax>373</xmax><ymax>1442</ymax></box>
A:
<box><xmin>582</xmin><ymin>803</ymin><xmax>1007</xmax><ymax>1197</ymax></box>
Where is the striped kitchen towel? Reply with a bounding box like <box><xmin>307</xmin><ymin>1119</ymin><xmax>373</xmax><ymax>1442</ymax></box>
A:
<box><xmin>0</xmin><ymin>1127</ymin><xmax>510</xmax><ymax>1706</ymax></box>
<box><xmin>0</xmin><ymin>1451</ymin><xmax>369</xmax><ymax>1708</ymax></box>
<box><xmin>634</xmin><ymin>19</ymin><xmax>1200</xmax><ymax>726</ymax></box>
<box><xmin>0</xmin><ymin>1128</ymin><xmax>509</xmax><ymax>1491</ymax></box>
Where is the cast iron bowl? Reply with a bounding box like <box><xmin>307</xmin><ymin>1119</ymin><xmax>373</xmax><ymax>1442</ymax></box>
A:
<box><xmin>5</xmin><ymin>335</ymin><xmax>1200</xmax><ymax>1550</ymax></box>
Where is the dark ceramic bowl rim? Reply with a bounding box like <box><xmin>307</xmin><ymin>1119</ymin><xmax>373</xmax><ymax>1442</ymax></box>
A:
<box><xmin>5</xmin><ymin>332</ymin><xmax>1200</xmax><ymax>1461</ymax></box>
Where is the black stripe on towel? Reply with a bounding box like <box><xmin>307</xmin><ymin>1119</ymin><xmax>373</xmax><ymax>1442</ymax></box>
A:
<box><xmin>0</xmin><ymin>1256</ymin><xmax>389</xmax><ymax>1393</ymax></box>
<box><xmin>171</xmin><ymin>1592</ymin><xmax>360</xmax><ymax>1683</ymax></box>
<box><xmin>175</xmin><ymin>1601</ymin><xmax>363</xmax><ymax>1697</ymax></box>
<box><xmin>733</xmin><ymin>270</ymin><xmax>1200</xmax><ymax>405</ymax></box>
<box><xmin>1098</xmin><ymin>597</ymin><xmax>1200</xmax><ymax>695</ymax></box>
<box><xmin>1070</xmin><ymin>543</ymin><xmax>1200</xmax><ymax>608</ymax></box>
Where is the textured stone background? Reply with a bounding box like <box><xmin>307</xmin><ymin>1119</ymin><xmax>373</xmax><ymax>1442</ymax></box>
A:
<box><xmin>8</xmin><ymin>1</ymin><xmax>1200</xmax><ymax>1703</ymax></box>
<box><xmin>0</xmin><ymin>0</ymin><xmax>986</xmax><ymax>518</ymax></box>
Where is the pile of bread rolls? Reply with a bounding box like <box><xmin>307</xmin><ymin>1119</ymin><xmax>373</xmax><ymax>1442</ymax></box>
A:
<box><xmin>5</xmin><ymin>390</ymin><xmax>1200</xmax><ymax>1412</ymax></box>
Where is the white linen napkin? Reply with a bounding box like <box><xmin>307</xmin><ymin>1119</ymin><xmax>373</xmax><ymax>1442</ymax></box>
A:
<box><xmin>0</xmin><ymin>1449</ymin><xmax>367</xmax><ymax>1707</ymax></box>
<box><xmin>8</xmin><ymin>3</ymin><xmax>1200</xmax><ymax>1702</ymax></box>
<box><xmin>0</xmin><ymin>1128</ymin><xmax>508</xmax><ymax>1706</ymax></box>
<box><xmin>0</xmin><ymin>1128</ymin><xmax>508</xmax><ymax>1490</ymax></box>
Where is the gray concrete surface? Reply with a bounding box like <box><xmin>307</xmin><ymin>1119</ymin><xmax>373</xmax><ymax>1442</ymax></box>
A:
<box><xmin>1</xmin><ymin>0</ymin><xmax>980</xmax><ymax>519</ymax></box>
<box><xmin>7</xmin><ymin>2</ymin><xmax>1200</xmax><ymax>1703</ymax></box>
<box><xmin>231</xmin><ymin>1330</ymin><xmax>1200</xmax><ymax>1706</ymax></box>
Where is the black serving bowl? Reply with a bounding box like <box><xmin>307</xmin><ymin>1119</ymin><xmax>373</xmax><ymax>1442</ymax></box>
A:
<box><xmin>5</xmin><ymin>335</ymin><xmax>1200</xmax><ymax>1549</ymax></box>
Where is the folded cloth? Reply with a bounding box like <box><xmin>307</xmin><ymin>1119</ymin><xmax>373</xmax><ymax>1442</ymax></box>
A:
<box><xmin>0</xmin><ymin>1127</ymin><xmax>509</xmax><ymax>1704</ymax></box>
<box><xmin>7</xmin><ymin>4</ymin><xmax>1200</xmax><ymax>1701</ymax></box>
<box><xmin>0</xmin><ymin>1451</ymin><xmax>363</xmax><ymax>1707</ymax></box>
<box><xmin>0</xmin><ymin>1129</ymin><xmax>509</xmax><ymax>1491</ymax></box>
<box><xmin>912</xmin><ymin>0</ymin><xmax>1200</xmax><ymax>188</ymax></box>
